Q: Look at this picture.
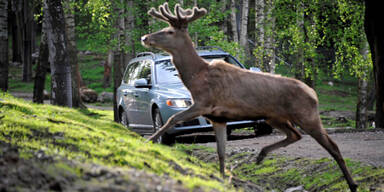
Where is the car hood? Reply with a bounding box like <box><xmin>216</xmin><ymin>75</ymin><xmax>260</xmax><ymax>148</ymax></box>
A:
<box><xmin>155</xmin><ymin>83</ymin><xmax>191</xmax><ymax>99</ymax></box>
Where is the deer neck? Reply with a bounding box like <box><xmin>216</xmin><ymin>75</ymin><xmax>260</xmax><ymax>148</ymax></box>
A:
<box><xmin>169</xmin><ymin>42</ymin><xmax>207</xmax><ymax>88</ymax></box>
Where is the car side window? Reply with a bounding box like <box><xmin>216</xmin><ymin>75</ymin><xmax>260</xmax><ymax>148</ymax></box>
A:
<box><xmin>122</xmin><ymin>61</ymin><xmax>141</xmax><ymax>85</ymax></box>
<box><xmin>137</xmin><ymin>60</ymin><xmax>152</xmax><ymax>84</ymax></box>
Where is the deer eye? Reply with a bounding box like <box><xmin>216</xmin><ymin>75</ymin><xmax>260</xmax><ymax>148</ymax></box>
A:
<box><xmin>167</xmin><ymin>31</ymin><xmax>175</xmax><ymax>35</ymax></box>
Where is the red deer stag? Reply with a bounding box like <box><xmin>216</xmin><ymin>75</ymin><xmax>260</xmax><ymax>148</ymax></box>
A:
<box><xmin>141</xmin><ymin>3</ymin><xmax>357</xmax><ymax>191</ymax></box>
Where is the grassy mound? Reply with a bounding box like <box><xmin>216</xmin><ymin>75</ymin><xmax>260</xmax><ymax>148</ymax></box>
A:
<box><xmin>0</xmin><ymin>93</ymin><xmax>232</xmax><ymax>191</ymax></box>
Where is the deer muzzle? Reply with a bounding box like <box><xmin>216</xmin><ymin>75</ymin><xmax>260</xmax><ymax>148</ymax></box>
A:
<box><xmin>141</xmin><ymin>35</ymin><xmax>151</xmax><ymax>47</ymax></box>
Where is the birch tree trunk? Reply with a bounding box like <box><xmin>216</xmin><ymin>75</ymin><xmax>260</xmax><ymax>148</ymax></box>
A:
<box><xmin>356</xmin><ymin>42</ymin><xmax>370</xmax><ymax>129</ymax></box>
<box><xmin>33</xmin><ymin>16</ymin><xmax>49</xmax><ymax>103</ymax></box>
<box><xmin>239</xmin><ymin>0</ymin><xmax>250</xmax><ymax>64</ymax></box>
<box><xmin>294</xmin><ymin>1</ymin><xmax>305</xmax><ymax>81</ymax></box>
<box><xmin>356</xmin><ymin>77</ymin><xmax>368</xmax><ymax>129</ymax></box>
<box><xmin>64</xmin><ymin>0</ymin><xmax>84</xmax><ymax>108</ymax></box>
<box><xmin>44</xmin><ymin>0</ymin><xmax>72</xmax><ymax>107</ymax></box>
<box><xmin>264</xmin><ymin>0</ymin><xmax>275</xmax><ymax>73</ymax></box>
<box><xmin>255</xmin><ymin>0</ymin><xmax>264</xmax><ymax>69</ymax></box>
<box><xmin>221</xmin><ymin>0</ymin><xmax>228</xmax><ymax>39</ymax></box>
<box><xmin>0</xmin><ymin>0</ymin><xmax>8</xmax><ymax>92</ymax></box>
<box><xmin>230</xmin><ymin>0</ymin><xmax>239</xmax><ymax>43</ymax></box>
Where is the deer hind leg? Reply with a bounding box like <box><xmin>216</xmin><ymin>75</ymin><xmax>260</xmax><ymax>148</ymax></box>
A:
<box><xmin>256</xmin><ymin>119</ymin><xmax>302</xmax><ymax>164</ymax></box>
<box><xmin>298</xmin><ymin>116</ymin><xmax>358</xmax><ymax>192</ymax></box>
<box><xmin>212</xmin><ymin>121</ymin><xmax>227</xmax><ymax>177</ymax></box>
<box><xmin>148</xmin><ymin>104</ymin><xmax>202</xmax><ymax>142</ymax></box>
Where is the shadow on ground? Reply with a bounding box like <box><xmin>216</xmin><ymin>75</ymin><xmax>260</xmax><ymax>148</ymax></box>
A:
<box><xmin>175</xmin><ymin>132</ymin><xmax>259</xmax><ymax>144</ymax></box>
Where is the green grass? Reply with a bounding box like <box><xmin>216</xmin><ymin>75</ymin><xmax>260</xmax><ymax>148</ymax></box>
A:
<box><xmin>0</xmin><ymin>93</ymin><xmax>234</xmax><ymax>191</ymax></box>
<box><xmin>229</xmin><ymin>154</ymin><xmax>384</xmax><ymax>191</ymax></box>
<box><xmin>78</xmin><ymin>54</ymin><xmax>113</xmax><ymax>93</ymax></box>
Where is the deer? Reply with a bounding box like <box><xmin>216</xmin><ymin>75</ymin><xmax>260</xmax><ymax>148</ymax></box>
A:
<box><xmin>141</xmin><ymin>3</ymin><xmax>357</xmax><ymax>192</ymax></box>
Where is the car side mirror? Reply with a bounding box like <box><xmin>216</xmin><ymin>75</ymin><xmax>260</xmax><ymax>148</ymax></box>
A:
<box><xmin>134</xmin><ymin>78</ymin><xmax>151</xmax><ymax>88</ymax></box>
<box><xmin>250</xmin><ymin>67</ymin><xmax>261</xmax><ymax>72</ymax></box>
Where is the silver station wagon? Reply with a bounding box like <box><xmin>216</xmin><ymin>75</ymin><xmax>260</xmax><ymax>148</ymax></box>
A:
<box><xmin>117</xmin><ymin>47</ymin><xmax>272</xmax><ymax>144</ymax></box>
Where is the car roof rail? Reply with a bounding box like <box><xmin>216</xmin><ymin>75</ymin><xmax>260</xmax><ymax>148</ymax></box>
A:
<box><xmin>136</xmin><ymin>52</ymin><xmax>156</xmax><ymax>59</ymax></box>
<box><xmin>195</xmin><ymin>46</ymin><xmax>224</xmax><ymax>52</ymax></box>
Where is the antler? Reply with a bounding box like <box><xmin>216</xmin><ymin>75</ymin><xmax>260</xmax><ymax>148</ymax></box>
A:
<box><xmin>148</xmin><ymin>2</ymin><xmax>207</xmax><ymax>29</ymax></box>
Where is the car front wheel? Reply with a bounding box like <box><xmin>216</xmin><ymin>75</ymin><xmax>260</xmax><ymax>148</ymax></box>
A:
<box><xmin>254</xmin><ymin>121</ymin><xmax>273</xmax><ymax>136</ymax></box>
<box><xmin>153</xmin><ymin>108</ymin><xmax>175</xmax><ymax>145</ymax></box>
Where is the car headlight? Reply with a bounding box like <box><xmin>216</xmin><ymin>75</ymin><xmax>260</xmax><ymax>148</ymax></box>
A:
<box><xmin>166</xmin><ymin>99</ymin><xmax>192</xmax><ymax>108</ymax></box>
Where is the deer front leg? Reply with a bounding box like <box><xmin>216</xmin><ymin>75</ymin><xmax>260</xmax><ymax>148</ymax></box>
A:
<box><xmin>148</xmin><ymin>104</ymin><xmax>202</xmax><ymax>142</ymax></box>
<box><xmin>212</xmin><ymin>121</ymin><xmax>227</xmax><ymax>177</ymax></box>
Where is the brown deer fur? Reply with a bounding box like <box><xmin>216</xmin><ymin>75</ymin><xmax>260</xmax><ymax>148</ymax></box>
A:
<box><xmin>141</xmin><ymin>3</ymin><xmax>357</xmax><ymax>192</ymax></box>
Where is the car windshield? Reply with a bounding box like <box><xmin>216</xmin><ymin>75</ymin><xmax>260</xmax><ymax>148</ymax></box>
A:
<box><xmin>155</xmin><ymin>55</ymin><xmax>241</xmax><ymax>85</ymax></box>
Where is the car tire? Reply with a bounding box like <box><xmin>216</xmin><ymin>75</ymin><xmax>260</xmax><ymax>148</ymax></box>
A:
<box><xmin>254</xmin><ymin>121</ymin><xmax>273</xmax><ymax>136</ymax></box>
<box><xmin>120</xmin><ymin>110</ymin><xmax>129</xmax><ymax>128</ymax></box>
<box><xmin>226</xmin><ymin>128</ymin><xmax>232</xmax><ymax>139</ymax></box>
<box><xmin>153</xmin><ymin>108</ymin><xmax>175</xmax><ymax>145</ymax></box>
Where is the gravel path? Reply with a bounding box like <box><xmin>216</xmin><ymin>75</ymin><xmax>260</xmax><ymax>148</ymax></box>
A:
<box><xmin>199</xmin><ymin>130</ymin><xmax>384</xmax><ymax>167</ymax></box>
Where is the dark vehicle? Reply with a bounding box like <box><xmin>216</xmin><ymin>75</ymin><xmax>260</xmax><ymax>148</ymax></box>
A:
<box><xmin>117</xmin><ymin>47</ymin><xmax>272</xmax><ymax>144</ymax></box>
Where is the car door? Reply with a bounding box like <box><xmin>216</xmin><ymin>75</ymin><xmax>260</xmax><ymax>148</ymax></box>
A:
<box><xmin>133</xmin><ymin>60</ymin><xmax>153</xmax><ymax>130</ymax></box>
<box><xmin>121</xmin><ymin>61</ymin><xmax>142</xmax><ymax>126</ymax></box>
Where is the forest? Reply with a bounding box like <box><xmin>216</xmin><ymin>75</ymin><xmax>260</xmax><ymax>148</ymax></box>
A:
<box><xmin>1</xmin><ymin>0</ymin><xmax>384</xmax><ymax>191</ymax></box>
<box><xmin>0</xmin><ymin>0</ymin><xmax>383</xmax><ymax>127</ymax></box>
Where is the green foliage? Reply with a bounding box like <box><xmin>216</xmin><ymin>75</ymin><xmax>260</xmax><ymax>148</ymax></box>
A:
<box><xmin>74</xmin><ymin>0</ymin><xmax>246</xmax><ymax>63</ymax></box>
<box><xmin>272</xmin><ymin>0</ymin><xmax>370</xmax><ymax>80</ymax></box>
<box><xmin>0</xmin><ymin>93</ymin><xmax>234</xmax><ymax>191</ymax></box>
<box><xmin>333</xmin><ymin>0</ymin><xmax>372</xmax><ymax>79</ymax></box>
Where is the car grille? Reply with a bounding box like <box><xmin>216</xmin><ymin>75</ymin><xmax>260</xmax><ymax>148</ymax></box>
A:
<box><xmin>175</xmin><ymin>119</ymin><xmax>200</xmax><ymax>127</ymax></box>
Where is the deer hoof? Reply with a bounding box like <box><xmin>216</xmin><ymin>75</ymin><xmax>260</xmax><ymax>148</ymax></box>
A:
<box><xmin>256</xmin><ymin>152</ymin><xmax>266</xmax><ymax>164</ymax></box>
<box><xmin>349</xmin><ymin>183</ymin><xmax>358</xmax><ymax>192</ymax></box>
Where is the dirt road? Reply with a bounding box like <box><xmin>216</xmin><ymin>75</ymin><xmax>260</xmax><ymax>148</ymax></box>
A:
<box><xmin>185</xmin><ymin>130</ymin><xmax>384</xmax><ymax>167</ymax></box>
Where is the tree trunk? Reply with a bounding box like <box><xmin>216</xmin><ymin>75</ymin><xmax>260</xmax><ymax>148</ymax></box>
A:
<box><xmin>10</xmin><ymin>0</ymin><xmax>22</xmax><ymax>63</ymax></box>
<box><xmin>44</xmin><ymin>0</ymin><xmax>72</xmax><ymax>107</ymax></box>
<box><xmin>294</xmin><ymin>1</ymin><xmax>304</xmax><ymax>81</ymax></box>
<box><xmin>365</xmin><ymin>0</ymin><xmax>384</xmax><ymax>128</ymax></box>
<box><xmin>356</xmin><ymin>42</ymin><xmax>369</xmax><ymax>129</ymax></box>
<box><xmin>113</xmin><ymin>0</ymin><xmax>125</xmax><ymax>122</ymax></box>
<box><xmin>255</xmin><ymin>0</ymin><xmax>265</xmax><ymax>69</ymax></box>
<box><xmin>33</xmin><ymin>17</ymin><xmax>49</xmax><ymax>103</ymax></box>
<box><xmin>356</xmin><ymin>77</ymin><xmax>368</xmax><ymax>129</ymax></box>
<box><xmin>0</xmin><ymin>0</ymin><xmax>8</xmax><ymax>92</ymax></box>
<box><xmin>103</xmin><ymin>50</ymin><xmax>113</xmax><ymax>88</ymax></box>
<box><xmin>264</xmin><ymin>0</ymin><xmax>275</xmax><ymax>73</ymax></box>
<box><xmin>64</xmin><ymin>0</ymin><xmax>85</xmax><ymax>108</ymax></box>
<box><xmin>239</xmin><ymin>0</ymin><xmax>250</xmax><ymax>65</ymax></box>
<box><xmin>22</xmin><ymin>0</ymin><xmax>33</xmax><ymax>82</ymax></box>
<box><xmin>124</xmin><ymin>0</ymin><xmax>135</xmax><ymax>70</ymax></box>
<box><xmin>220</xmin><ymin>0</ymin><xmax>228</xmax><ymax>39</ymax></box>
<box><xmin>367</xmin><ymin>84</ymin><xmax>375</xmax><ymax>110</ymax></box>
<box><xmin>230</xmin><ymin>0</ymin><xmax>239</xmax><ymax>43</ymax></box>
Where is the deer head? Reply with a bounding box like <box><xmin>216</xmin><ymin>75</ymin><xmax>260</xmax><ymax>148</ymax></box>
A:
<box><xmin>141</xmin><ymin>3</ymin><xmax>207</xmax><ymax>53</ymax></box>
